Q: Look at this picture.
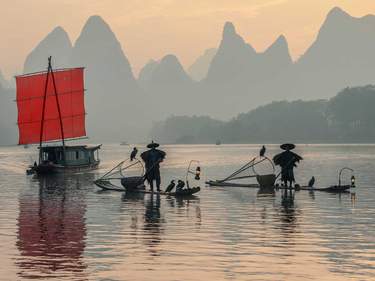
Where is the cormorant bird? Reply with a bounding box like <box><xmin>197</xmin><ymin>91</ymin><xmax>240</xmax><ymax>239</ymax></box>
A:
<box><xmin>130</xmin><ymin>147</ymin><xmax>138</xmax><ymax>161</ymax></box>
<box><xmin>260</xmin><ymin>145</ymin><xmax>266</xmax><ymax>157</ymax></box>
<box><xmin>165</xmin><ymin>180</ymin><xmax>175</xmax><ymax>192</ymax></box>
<box><xmin>176</xmin><ymin>180</ymin><xmax>185</xmax><ymax>192</ymax></box>
<box><xmin>308</xmin><ymin>176</ymin><xmax>315</xmax><ymax>187</ymax></box>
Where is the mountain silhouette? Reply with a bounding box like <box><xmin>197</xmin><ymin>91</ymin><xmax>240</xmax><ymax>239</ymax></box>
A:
<box><xmin>188</xmin><ymin>48</ymin><xmax>217</xmax><ymax>81</ymax></box>
<box><xmin>200</xmin><ymin>8</ymin><xmax>375</xmax><ymax>118</ymax></box>
<box><xmin>138</xmin><ymin>59</ymin><xmax>158</xmax><ymax>89</ymax></box>
<box><xmin>147</xmin><ymin>55</ymin><xmax>192</xmax><ymax>87</ymax></box>
<box><xmin>205</xmin><ymin>22</ymin><xmax>257</xmax><ymax>83</ymax></box>
<box><xmin>261</xmin><ymin>35</ymin><xmax>292</xmax><ymax>74</ymax></box>
<box><xmin>3</xmin><ymin>6</ymin><xmax>375</xmax><ymax>145</ymax></box>
<box><xmin>71</xmin><ymin>15</ymin><xmax>137</xmax><ymax>89</ymax></box>
<box><xmin>288</xmin><ymin>6</ymin><xmax>375</xmax><ymax>100</ymax></box>
<box><xmin>0</xmin><ymin>83</ymin><xmax>17</xmax><ymax>144</ymax></box>
<box><xmin>23</xmin><ymin>27</ymin><xmax>72</xmax><ymax>73</ymax></box>
<box><xmin>138</xmin><ymin>54</ymin><xmax>196</xmax><ymax>119</ymax></box>
<box><xmin>0</xmin><ymin>70</ymin><xmax>11</xmax><ymax>89</ymax></box>
<box><xmin>70</xmin><ymin>15</ymin><xmax>143</xmax><ymax>141</ymax></box>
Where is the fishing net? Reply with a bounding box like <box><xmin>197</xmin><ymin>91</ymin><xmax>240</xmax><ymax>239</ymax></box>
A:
<box><xmin>252</xmin><ymin>156</ymin><xmax>275</xmax><ymax>176</ymax></box>
<box><xmin>95</xmin><ymin>159</ymin><xmax>145</xmax><ymax>189</ymax></box>
<box><xmin>221</xmin><ymin>156</ymin><xmax>275</xmax><ymax>183</ymax></box>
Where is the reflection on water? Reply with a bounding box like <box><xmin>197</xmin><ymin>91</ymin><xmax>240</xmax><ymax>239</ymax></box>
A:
<box><xmin>16</xmin><ymin>174</ymin><xmax>91</xmax><ymax>280</ymax></box>
<box><xmin>143</xmin><ymin>194</ymin><xmax>162</xmax><ymax>255</ymax></box>
<box><xmin>279</xmin><ymin>189</ymin><xmax>298</xmax><ymax>235</ymax></box>
<box><xmin>0</xmin><ymin>144</ymin><xmax>373</xmax><ymax>280</ymax></box>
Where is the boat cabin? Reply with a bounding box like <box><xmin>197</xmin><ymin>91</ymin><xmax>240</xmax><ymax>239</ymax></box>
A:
<box><xmin>39</xmin><ymin>145</ymin><xmax>101</xmax><ymax>167</ymax></box>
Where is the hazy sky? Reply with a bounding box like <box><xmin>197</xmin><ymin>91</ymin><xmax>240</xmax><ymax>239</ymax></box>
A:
<box><xmin>0</xmin><ymin>0</ymin><xmax>374</xmax><ymax>78</ymax></box>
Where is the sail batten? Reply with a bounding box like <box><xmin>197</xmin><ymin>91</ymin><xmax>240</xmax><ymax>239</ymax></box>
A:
<box><xmin>16</xmin><ymin>67</ymin><xmax>86</xmax><ymax>145</ymax></box>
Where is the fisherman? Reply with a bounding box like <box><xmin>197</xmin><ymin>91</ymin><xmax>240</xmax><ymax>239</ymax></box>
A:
<box><xmin>273</xmin><ymin>143</ymin><xmax>303</xmax><ymax>188</ymax></box>
<box><xmin>140</xmin><ymin>141</ymin><xmax>166</xmax><ymax>192</ymax></box>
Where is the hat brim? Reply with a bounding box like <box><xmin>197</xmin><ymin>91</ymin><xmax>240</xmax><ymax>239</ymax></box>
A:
<box><xmin>147</xmin><ymin>143</ymin><xmax>160</xmax><ymax>148</ymax></box>
<box><xmin>280</xmin><ymin>143</ymin><xmax>295</xmax><ymax>150</ymax></box>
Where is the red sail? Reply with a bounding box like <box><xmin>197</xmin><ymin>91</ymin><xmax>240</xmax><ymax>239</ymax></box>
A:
<box><xmin>16</xmin><ymin>68</ymin><xmax>86</xmax><ymax>145</ymax></box>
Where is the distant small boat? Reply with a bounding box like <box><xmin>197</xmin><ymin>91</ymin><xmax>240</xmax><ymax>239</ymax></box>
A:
<box><xmin>120</xmin><ymin>141</ymin><xmax>128</xmax><ymax>146</ymax></box>
<box><xmin>215</xmin><ymin>140</ymin><xmax>221</xmax><ymax>145</ymax></box>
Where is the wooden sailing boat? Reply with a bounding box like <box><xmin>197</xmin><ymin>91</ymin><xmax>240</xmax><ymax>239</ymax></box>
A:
<box><xmin>16</xmin><ymin>57</ymin><xmax>101</xmax><ymax>175</ymax></box>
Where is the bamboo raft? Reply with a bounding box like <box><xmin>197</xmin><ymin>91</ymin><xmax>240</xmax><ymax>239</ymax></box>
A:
<box><xmin>206</xmin><ymin>180</ymin><xmax>351</xmax><ymax>193</ymax></box>
<box><xmin>95</xmin><ymin>179</ymin><xmax>200</xmax><ymax>196</ymax></box>
<box><xmin>206</xmin><ymin>157</ymin><xmax>354</xmax><ymax>193</ymax></box>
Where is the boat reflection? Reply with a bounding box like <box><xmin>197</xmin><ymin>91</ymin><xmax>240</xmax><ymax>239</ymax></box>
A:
<box><xmin>16</xmin><ymin>174</ymin><xmax>92</xmax><ymax>280</ymax></box>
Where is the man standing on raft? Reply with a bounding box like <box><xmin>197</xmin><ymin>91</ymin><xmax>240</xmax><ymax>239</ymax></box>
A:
<box><xmin>273</xmin><ymin>143</ymin><xmax>303</xmax><ymax>187</ymax></box>
<box><xmin>141</xmin><ymin>141</ymin><xmax>166</xmax><ymax>192</ymax></box>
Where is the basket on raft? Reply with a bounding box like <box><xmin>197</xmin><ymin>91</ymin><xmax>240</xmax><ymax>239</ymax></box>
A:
<box><xmin>256</xmin><ymin>174</ymin><xmax>276</xmax><ymax>188</ymax></box>
<box><xmin>121</xmin><ymin>176</ymin><xmax>145</xmax><ymax>191</ymax></box>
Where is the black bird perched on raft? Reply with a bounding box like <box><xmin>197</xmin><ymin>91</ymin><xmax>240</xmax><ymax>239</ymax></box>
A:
<box><xmin>260</xmin><ymin>145</ymin><xmax>266</xmax><ymax>157</ymax></box>
<box><xmin>176</xmin><ymin>180</ymin><xmax>185</xmax><ymax>192</ymax></box>
<box><xmin>308</xmin><ymin>176</ymin><xmax>315</xmax><ymax>187</ymax></box>
<box><xmin>165</xmin><ymin>180</ymin><xmax>175</xmax><ymax>192</ymax></box>
<box><xmin>130</xmin><ymin>147</ymin><xmax>138</xmax><ymax>161</ymax></box>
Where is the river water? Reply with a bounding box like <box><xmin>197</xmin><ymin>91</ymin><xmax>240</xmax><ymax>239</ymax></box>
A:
<box><xmin>0</xmin><ymin>144</ymin><xmax>374</xmax><ymax>281</ymax></box>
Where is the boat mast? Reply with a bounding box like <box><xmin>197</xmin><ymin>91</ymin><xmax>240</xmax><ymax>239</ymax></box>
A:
<box><xmin>39</xmin><ymin>56</ymin><xmax>66</xmax><ymax>164</ymax></box>
<box><xmin>38</xmin><ymin>57</ymin><xmax>51</xmax><ymax>164</ymax></box>
<box><xmin>49</xmin><ymin>57</ymin><xmax>66</xmax><ymax>163</ymax></box>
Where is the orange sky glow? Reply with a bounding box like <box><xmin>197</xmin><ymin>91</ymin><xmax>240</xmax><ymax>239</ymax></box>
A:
<box><xmin>0</xmin><ymin>0</ymin><xmax>374</xmax><ymax>78</ymax></box>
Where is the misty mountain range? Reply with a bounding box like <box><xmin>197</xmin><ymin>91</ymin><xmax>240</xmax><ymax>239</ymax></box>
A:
<box><xmin>1</xmin><ymin>7</ymin><xmax>375</xmax><ymax>144</ymax></box>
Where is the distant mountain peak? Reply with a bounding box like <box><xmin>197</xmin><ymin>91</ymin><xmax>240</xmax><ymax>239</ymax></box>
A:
<box><xmin>160</xmin><ymin>54</ymin><xmax>180</xmax><ymax>65</ymax></box>
<box><xmin>262</xmin><ymin>35</ymin><xmax>292</xmax><ymax>69</ymax></box>
<box><xmin>205</xmin><ymin>21</ymin><xmax>257</xmax><ymax>82</ymax></box>
<box><xmin>302</xmin><ymin>5</ymin><xmax>375</xmax><ymax>59</ymax></box>
<box><xmin>138</xmin><ymin>59</ymin><xmax>159</xmax><ymax>85</ymax></box>
<box><xmin>23</xmin><ymin>26</ymin><xmax>72</xmax><ymax>73</ymax></box>
<box><xmin>266</xmin><ymin>34</ymin><xmax>289</xmax><ymax>51</ymax></box>
<box><xmin>267</xmin><ymin>35</ymin><xmax>288</xmax><ymax>51</ymax></box>
<box><xmin>79</xmin><ymin>15</ymin><xmax>116</xmax><ymax>42</ymax></box>
<box><xmin>149</xmin><ymin>54</ymin><xmax>191</xmax><ymax>85</ymax></box>
<box><xmin>34</xmin><ymin>26</ymin><xmax>72</xmax><ymax>50</ymax></box>
<box><xmin>41</xmin><ymin>26</ymin><xmax>72</xmax><ymax>48</ymax></box>
<box><xmin>157</xmin><ymin>54</ymin><xmax>190</xmax><ymax>78</ymax></box>
<box><xmin>86</xmin><ymin>15</ymin><xmax>106</xmax><ymax>25</ymax></box>
<box><xmin>219</xmin><ymin>21</ymin><xmax>256</xmax><ymax>54</ymax></box>
<box><xmin>321</xmin><ymin>7</ymin><xmax>354</xmax><ymax>31</ymax></box>
<box><xmin>188</xmin><ymin>48</ymin><xmax>217</xmax><ymax>81</ymax></box>
<box><xmin>327</xmin><ymin>6</ymin><xmax>351</xmax><ymax>19</ymax></box>
<box><xmin>275</xmin><ymin>34</ymin><xmax>287</xmax><ymax>44</ymax></box>
<box><xmin>223</xmin><ymin>22</ymin><xmax>236</xmax><ymax>37</ymax></box>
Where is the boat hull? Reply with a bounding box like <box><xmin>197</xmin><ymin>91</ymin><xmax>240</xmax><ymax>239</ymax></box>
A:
<box><xmin>34</xmin><ymin>161</ymin><xmax>100</xmax><ymax>175</ymax></box>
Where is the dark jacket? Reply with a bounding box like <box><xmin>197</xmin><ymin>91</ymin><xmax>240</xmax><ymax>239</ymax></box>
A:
<box><xmin>140</xmin><ymin>148</ymin><xmax>166</xmax><ymax>171</ymax></box>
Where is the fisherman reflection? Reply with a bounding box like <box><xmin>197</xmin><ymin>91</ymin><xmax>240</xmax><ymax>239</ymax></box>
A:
<box><xmin>278</xmin><ymin>188</ymin><xmax>299</xmax><ymax>235</ymax></box>
<box><xmin>273</xmin><ymin>143</ymin><xmax>303</xmax><ymax>187</ymax></box>
<box><xmin>143</xmin><ymin>194</ymin><xmax>163</xmax><ymax>254</ymax></box>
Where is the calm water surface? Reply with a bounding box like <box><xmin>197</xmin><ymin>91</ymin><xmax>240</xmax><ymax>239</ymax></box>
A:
<box><xmin>0</xmin><ymin>144</ymin><xmax>374</xmax><ymax>281</ymax></box>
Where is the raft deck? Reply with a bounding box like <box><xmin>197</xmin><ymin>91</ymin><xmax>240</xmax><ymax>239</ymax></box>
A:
<box><xmin>95</xmin><ymin>179</ymin><xmax>200</xmax><ymax>196</ymax></box>
<box><xmin>205</xmin><ymin>180</ymin><xmax>351</xmax><ymax>192</ymax></box>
